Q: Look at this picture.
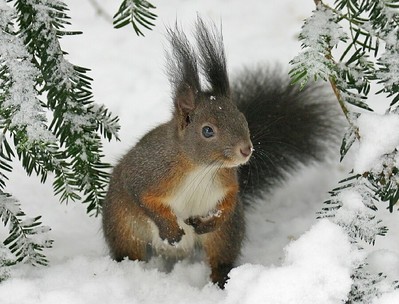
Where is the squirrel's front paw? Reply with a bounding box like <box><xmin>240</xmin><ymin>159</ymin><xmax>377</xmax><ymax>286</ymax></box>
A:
<box><xmin>185</xmin><ymin>216</ymin><xmax>217</xmax><ymax>234</ymax></box>
<box><xmin>159</xmin><ymin>225</ymin><xmax>185</xmax><ymax>245</ymax></box>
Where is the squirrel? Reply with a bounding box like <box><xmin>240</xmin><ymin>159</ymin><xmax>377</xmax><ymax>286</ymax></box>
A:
<box><xmin>102</xmin><ymin>18</ymin><xmax>338</xmax><ymax>289</ymax></box>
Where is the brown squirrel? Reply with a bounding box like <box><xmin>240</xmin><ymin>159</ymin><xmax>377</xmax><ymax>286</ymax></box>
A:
<box><xmin>102</xmin><ymin>18</ymin><xmax>337</xmax><ymax>289</ymax></box>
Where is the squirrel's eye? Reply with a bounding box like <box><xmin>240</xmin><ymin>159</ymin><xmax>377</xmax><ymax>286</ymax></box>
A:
<box><xmin>202</xmin><ymin>126</ymin><xmax>215</xmax><ymax>138</ymax></box>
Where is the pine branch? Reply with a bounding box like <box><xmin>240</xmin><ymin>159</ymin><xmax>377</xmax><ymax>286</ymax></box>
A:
<box><xmin>345</xmin><ymin>264</ymin><xmax>387</xmax><ymax>304</ymax></box>
<box><xmin>0</xmin><ymin>3</ymin><xmax>55</xmax><ymax>145</ymax></box>
<box><xmin>293</xmin><ymin>1</ymin><xmax>399</xmax><ymax>302</ymax></box>
<box><xmin>289</xmin><ymin>2</ymin><xmax>363</xmax><ymax>147</ymax></box>
<box><xmin>318</xmin><ymin>174</ymin><xmax>388</xmax><ymax>245</ymax></box>
<box><xmin>13</xmin><ymin>0</ymin><xmax>120</xmax><ymax>214</ymax></box>
<box><xmin>113</xmin><ymin>0</ymin><xmax>157</xmax><ymax>36</ymax></box>
<box><xmin>0</xmin><ymin>0</ymin><xmax>120</xmax><ymax>269</ymax></box>
<box><xmin>0</xmin><ymin>192</ymin><xmax>53</xmax><ymax>267</ymax></box>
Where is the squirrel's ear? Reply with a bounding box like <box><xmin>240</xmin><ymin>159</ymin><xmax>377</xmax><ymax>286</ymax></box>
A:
<box><xmin>175</xmin><ymin>84</ymin><xmax>196</xmax><ymax>116</ymax></box>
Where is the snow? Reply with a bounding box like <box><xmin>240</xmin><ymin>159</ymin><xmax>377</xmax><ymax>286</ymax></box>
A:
<box><xmin>367</xmin><ymin>249</ymin><xmax>399</xmax><ymax>282</ymax></box>
<box><xmin>0</xmin><ymin>0</ymin><xmax>14</xmax><ymax>29</ymax></box>
<box><xmin>225</xmin><ymin>220</ymin><xmax>354</xmax><ymax>304</ymax></box>
<box><xmin>0</xmin><ymin>221</ymin><xmax>355</xmax><ymax>304</ymax></box>
<box><xmin>354</xmin><ymin>112</ymin><xmax>399</xmax><ymax>173</ymax></box>
<box><xmin>374</xmin><ymin>290</ymin><xmax>399</xmax><ymax>304</ymax></box>
<box><xmin>2</xmin><ymin>0</ymin><xmax>399</xmax><ymax>303</ymax></box>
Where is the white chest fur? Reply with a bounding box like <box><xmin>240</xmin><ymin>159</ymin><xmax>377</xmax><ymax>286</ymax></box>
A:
<box><xmin>166</xmin><ymin>166</ymin><xmax>226</xmax><ymax>219</ymax></box>
<box><xmin>149</xmin><ymin>166</ymin><xmax>226</xmax><ymax>257</ymax></box>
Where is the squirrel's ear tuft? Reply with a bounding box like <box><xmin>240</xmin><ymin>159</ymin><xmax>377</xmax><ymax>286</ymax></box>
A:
<box><xmin>195</xmin><ymin>17</ymin><xmax>230</xmax><ymax>97</ymax></box>
<box><xmin>166</xmin><ymin>23</ymin><xmax>201</xmax><ymax>108</ymax></box>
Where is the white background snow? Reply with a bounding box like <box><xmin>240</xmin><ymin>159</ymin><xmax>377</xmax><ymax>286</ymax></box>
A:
<box><xmin>1</xmin><ymin>0</ymin><xmax>399</xmax><ymax>303</ymax></box>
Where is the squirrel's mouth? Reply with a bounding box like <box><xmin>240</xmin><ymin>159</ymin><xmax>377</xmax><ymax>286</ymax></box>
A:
<box><xmin>223</xmin><ymin>156</ymin><xmax>252</xmax><ymax>168</ymax></box>
<box><xmin>221</xmin><ymin>142</ymin><xmax>253</xmax><ymax>168</ymax></box>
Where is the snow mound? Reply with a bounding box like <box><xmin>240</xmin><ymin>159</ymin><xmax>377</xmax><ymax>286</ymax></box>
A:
<box><xmin>1</xmin><ymin>220</ymin><xmax>355</xmax><ymax>304</ymax></box>
<box><xmin>224</xmin><ymin>220</ymin><xmax>354</xmax><ymax>304</ymax></box>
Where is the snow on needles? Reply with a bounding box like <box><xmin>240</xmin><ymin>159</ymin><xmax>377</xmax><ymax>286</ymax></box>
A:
<box><xmin>299</xmin><ymin>4</ymin><xmax>347</xmax><ymax>53</ymax></box>
<box><xmin>0</xmin><ymin>1</ymin><xmax>55</xmax><ymax>144</ymax></box>
<box><xmin>377</xmin><ymin>28</ymin><xmax>399</xmax><ymax>97</ymax></box>
<box><xmin>354</xmin><ymin>112</ymin><xmax>399</xmax><ymax>173</ymax></box>
<box><xmin>290</xmin><ymin>4</ymin><xmax>347</xmax><ymax>85</ymax></box>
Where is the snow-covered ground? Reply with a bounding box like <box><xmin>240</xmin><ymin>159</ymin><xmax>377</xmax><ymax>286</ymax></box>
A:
<box><xmin>2</xmin><ymin>0</ymin><xmax>399</xmax><ymax>303</ymax></box>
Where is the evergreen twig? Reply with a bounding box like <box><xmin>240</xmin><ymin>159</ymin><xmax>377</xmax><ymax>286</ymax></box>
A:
<box><xmin>113</xmin><ymin>0</ymin><xmax>157</xmax><ymax>36</ymax></box>
<box><xmin>0</xmin><ymin>0</ymin><xmax>119</xmax><ymax>273</ymax></box>
<box><xmin>291</xmin><ymin>0</ymin><xmax>399</xmax><ymax>302</ymax></box>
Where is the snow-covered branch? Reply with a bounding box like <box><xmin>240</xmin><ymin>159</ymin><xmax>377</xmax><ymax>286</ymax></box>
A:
<box><xmin>292</xmin><ymin>0</ymin><xmax>399</xmax><ymax>302</ymax></box>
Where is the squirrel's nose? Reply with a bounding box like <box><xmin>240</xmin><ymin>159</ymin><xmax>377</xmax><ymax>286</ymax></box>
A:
<box><xmin>240</xmin><ymin>145</ymin><xmax>253</xmax><ymax>158</ymax></box>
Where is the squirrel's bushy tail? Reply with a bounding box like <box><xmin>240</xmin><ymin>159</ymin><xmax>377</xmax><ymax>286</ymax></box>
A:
<box><xmin>233</xmin><ymin>67</ymin><xmax>340</xmax><ymax>204</ymax></box>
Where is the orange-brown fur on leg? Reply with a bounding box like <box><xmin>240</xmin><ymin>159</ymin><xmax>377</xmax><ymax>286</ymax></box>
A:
<box><xmin>201</xmin><ymin>199</ymin><xmax>245</xmax><ymax>289</ymax></box>
<box><xmin>102</xmin><ymin>189</ymin><xmax>151</xmax><ymax>261</ymax></box>
<box><xmin>140</xmin><ymin>193</ymin><xmax>185</xmax><ymax>244</ymax></box>
<box><xmin>103</xmin><ymin>153</ymin><xmax>195</xmax><ymax>261</ymax></box>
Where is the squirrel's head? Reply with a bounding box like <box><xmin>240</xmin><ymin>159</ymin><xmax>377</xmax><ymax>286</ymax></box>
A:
<box><xmin>174</xmin><ymin>87</ymin><xmax>252</xmax><ymax>168</ymax></box>
<box><xmin>167</xmin><ymin>18</ymin><xmax>253</xmax><ymax>168</ymax></box>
